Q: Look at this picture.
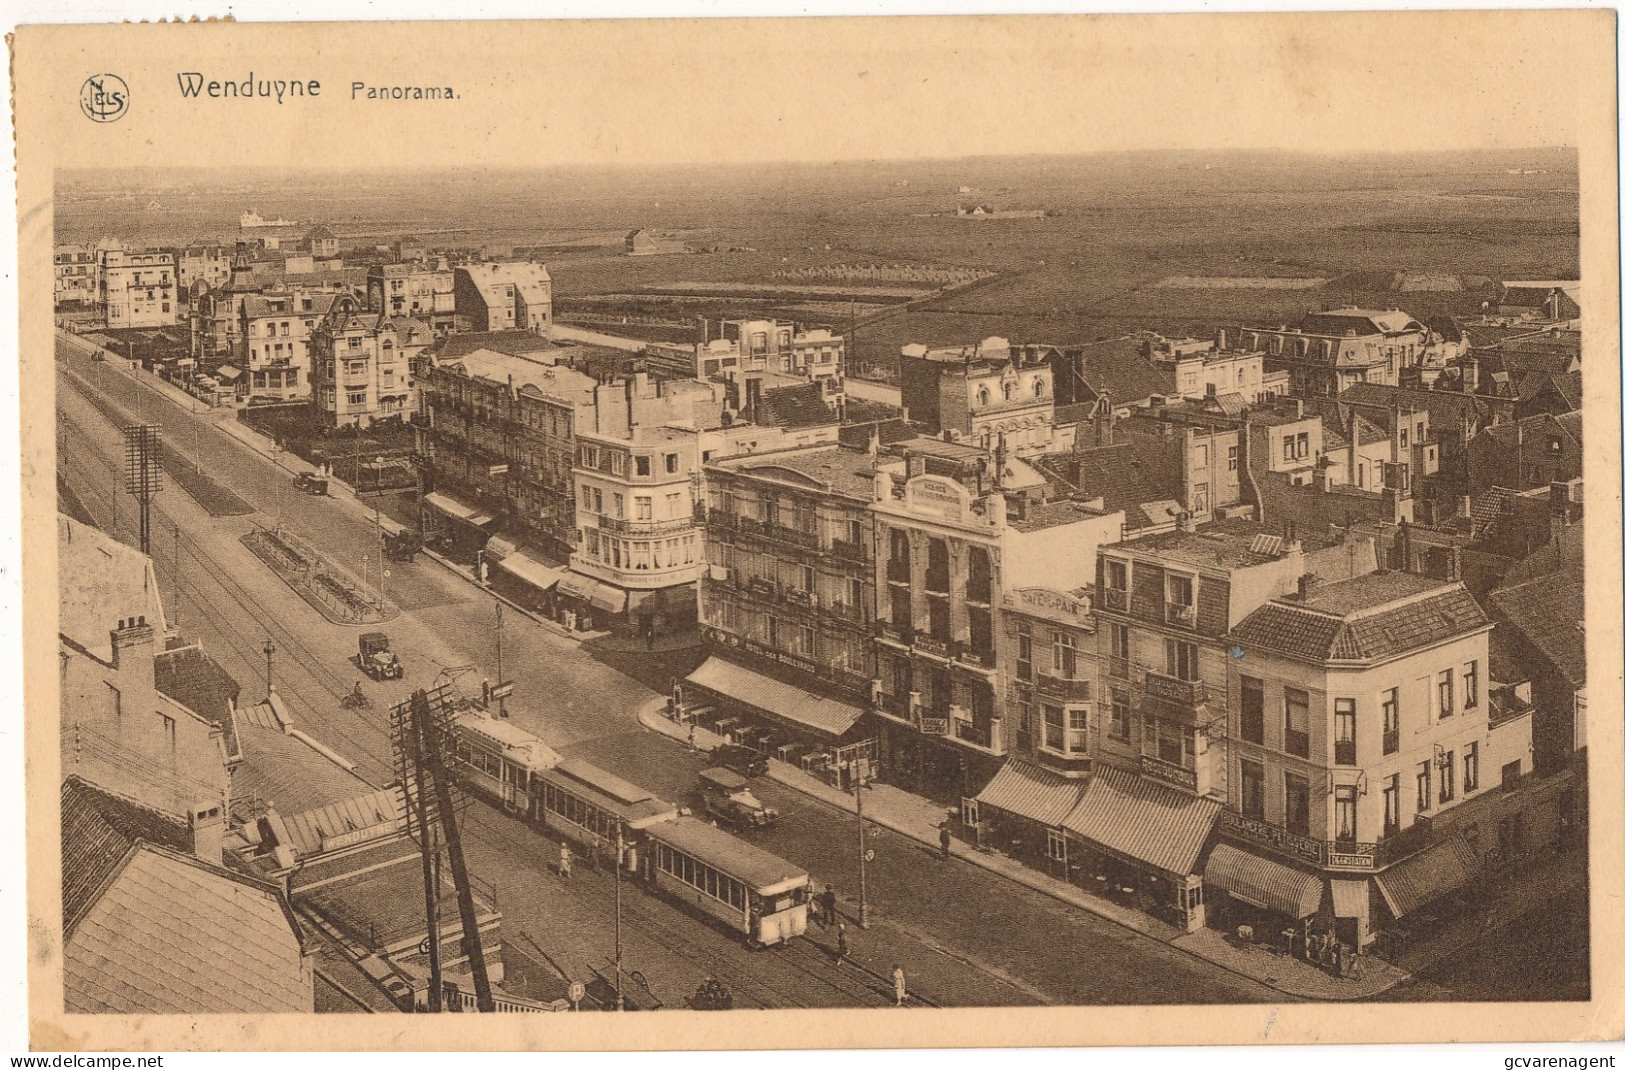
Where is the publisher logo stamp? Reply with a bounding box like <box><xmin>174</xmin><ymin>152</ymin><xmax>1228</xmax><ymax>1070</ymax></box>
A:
<box><xmin>80</xmin><ymin>74</ymin><xmax>129</xmax><ymax>123</ymax></box>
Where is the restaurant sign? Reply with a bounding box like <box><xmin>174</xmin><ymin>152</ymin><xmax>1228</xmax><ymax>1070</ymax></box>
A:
<box><xmin>1006</xmin><ymin>586</ymin><xmax>1092</xmax><ymax>625</ymax></box>
<box><xmin>907</xmin><ymin>475</ymin><xmax>969</xmax><ymax>522</ymax></box>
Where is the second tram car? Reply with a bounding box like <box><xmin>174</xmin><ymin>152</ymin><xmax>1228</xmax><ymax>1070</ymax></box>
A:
<box><xmin>645</xmin><ymin>816</ymin><xmax>810</xmax><ymax>947</ymax></box>
<box><xmin>530</xmin><ymin>757</ymin><xmax>679</xmax><ymax>874</ymax></box>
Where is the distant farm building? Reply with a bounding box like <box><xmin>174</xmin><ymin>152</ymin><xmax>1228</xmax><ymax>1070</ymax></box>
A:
<box><xmin>626</xmin><ymin>230</ymin><xmax>688</xmax><ymax>256</ymax></box>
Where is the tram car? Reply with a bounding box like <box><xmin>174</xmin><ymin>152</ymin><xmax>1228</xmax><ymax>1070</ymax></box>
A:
<box><xmin>644</xmin><ymin>815</ymin><xmax>810</xmax><ymax>947</ymax></box>
<box><xmin>451</xmin><ymin>709</ymin><xmax>560</xmax><ymax>811</ymax></box>
<box><xmin>529</xmin><ymin>757</ymin><xmax>679</xmax><ymax>875</ymax></box>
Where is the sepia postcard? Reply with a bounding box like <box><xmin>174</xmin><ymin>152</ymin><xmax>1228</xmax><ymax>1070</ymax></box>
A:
<box><xmin>12</xmin><ymin>9</ymin><xmax>1624</xmax><ymax>1052</ymax></box>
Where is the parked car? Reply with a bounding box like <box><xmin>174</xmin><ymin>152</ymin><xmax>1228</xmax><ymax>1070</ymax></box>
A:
<box><xmin>698</xmin><ymin>767</ymin><xmax>779</xmax><ymax>829</ymax></box>
<box><xmin>294</xmin><ymin>471</ymin><xmax>329</xmax><ymax>496</ymax></box>
<box><xmin>709</xmin><ymin>743</ymin><xmax>768</xmax><ymax>779</ymax></box>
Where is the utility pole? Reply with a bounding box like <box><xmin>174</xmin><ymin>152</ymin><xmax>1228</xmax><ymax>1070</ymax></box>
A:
<box><xmin>262</xmin><ymin>637</ymin><xmax>276</xmax><ymax>699</ymax></box>
<box><xmin>172</xmin><ymin>522</ymin><xmax>183</xmax><ymax>634</ymax></box>
<box><xmin>414</xmin><ymin>688</ymin><xmax>497</xmax><ymax>1011</ymax></box>
<box><xmin>614</xmin><ymin>819</ymin><xmax>625</xmax><ymax>1011</ymax></box>
<box><xmin>122</xmin><ymin>424</ymin><xmax>161</xmax><ymax>556</ymax></box>
<box><xmin>494</xmin><ymin>602</ymin><xmax>506</xmax><ymax>718</ymax></box>
<box><xmin>410</xmin><ymin>709</ymin><xmax>443</xmax><ymax>1012</ymax></box>
<box><xmin>855</xmin><ymin>771</ymin><xmax>871</xmax><ymax>929</ymax></box>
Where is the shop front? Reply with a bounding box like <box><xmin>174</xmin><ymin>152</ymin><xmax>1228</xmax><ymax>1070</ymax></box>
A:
<box><xmin>1203</xmin><ymin>842</ymin><xmax>1325</xmax><ymax>953</ymax></box>
<box><xmin>1060</xmin><ymin>764</ymin><xmax>1219</xmax><ymax>932</ymax></box>
<box><xmin>681</xmin><ymin>655</ymin><xmax>873</xmax><ymax>789</ymax></box>
<box><xmin>875</xmin><ymin>721</ymin><xmax>983</xmax><ymax>806</ymax></box>
<box><xmin>1371</xmin><ymin>834</ymin><xmax>1480</xmax><ymax>943</ymax></box>
<box><xmin>423</xmin><ymin>490</ymin><xmax>497</xmax><ymax>562</ymax></box>
<box><xmin>489</xmin><ymin>546</ymin><xmax>565</xmax><ymax>617</ymax></box>
<box><xmin>968</xmin><ymin>760</ymin><xmax>1087</xmax><ymax>876</ymax></box>
<box><xmin>554</xmin><ymin>571</ymin><xmax>626</xmax><ymax>633</ymax></box>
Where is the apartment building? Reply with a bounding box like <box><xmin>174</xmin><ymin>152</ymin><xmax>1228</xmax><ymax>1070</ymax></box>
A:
<box><xmin>308</xmin><ymin>312</ymin><xmax>432</xmax><ymax>428</ymax></box>
<box><xmin>54</xmin><ymin>244</ymin><xmax>98</xmax><ymax>309</ymax></box>
<box><xmin>173</xmin><ymin>244</ymin><xmax>233</xmax><ymax>297</ymax></box>
<box><xmin>1144</xmin><ymin>332</ymin><xmax>1284</xmax><ymax>406</ymax></box>
<box><xmin>704</xmin><ymin>318</ymin><xmax>845</xmax><ymax>384</ymax></box>
<box><xmin>367</xmin><ymin>260</ymin><xmax>456</xmax><ymax>334</ymax></box>
<box><xmin>1239</xmin><ymin>308</ymin><xmax>1451</xmax><ymax>398</ymax></box>
<box><xmin>100</xmin><ymin>248</ymin><xmax>178</xmax><ymax>328</ymax></box>
<box><xmin>1221</xmin><ymin>571</ymin><xmax>1531</xmax><ymax>948</ymax></box>
<box><xmin>415</xmin><ymin>345</ymin><xmax>596</xmax><ymax>563</ymax></box>
<box><xmin>453</xmin><ymin>261</ymin><xmax>552</xmax><ymax>333</ymax></box>
<box><xmin>565</xmin><ymin>376</ymin><xmax>724</xmax><ymax>636</ymax></box>
<box><xmin>899</xmin><ymin>338</ymin><xmax>1056</xmax><ymax>456</ymax></box>
<box><xmin>872</xmin><ymin>437</ymin><xmax>1123</xmax><ymax>801</ymax></box>
<box><xmin>239</xmin><ymin>289</ymin><xmax>362</xmax><ymax>400</ymax></box>
<box><xmin>1072</xmin><ymin>518</ymin><xmax>1379</xmax><ymax>930</ymax></box>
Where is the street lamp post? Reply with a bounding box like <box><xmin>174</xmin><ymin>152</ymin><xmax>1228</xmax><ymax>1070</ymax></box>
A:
<box><xmin>262</xmin><ymin>638</ymin><xmax>276</xmax><ymax>698</ymax></box>
<box><xmin>855</xmin><ymin>772</ymin><xmax>872</xmax><ymax>929</ymax></box>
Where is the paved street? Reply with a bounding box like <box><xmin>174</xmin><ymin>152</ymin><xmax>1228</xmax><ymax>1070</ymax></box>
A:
<box><xmin>56</xmin><ymin>335</ymin><xmax>1279</xmax><ymax>1007</ymax></box>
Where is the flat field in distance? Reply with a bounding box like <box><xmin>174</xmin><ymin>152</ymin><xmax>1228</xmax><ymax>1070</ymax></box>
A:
<box><xmin>59</xmin><ymin>148</ymin><xmax>1578</xmax><ymax>369</ymax></box>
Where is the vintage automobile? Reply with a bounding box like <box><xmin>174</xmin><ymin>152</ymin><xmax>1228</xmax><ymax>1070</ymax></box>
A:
<box><xmin>708</xmin><ymin>743</ymin><xmax>768</xmax><ymax>779</ymax></box>
<box><xmin>698</xmin><ymin>767</ymin><xmax>779</xmax><ymax>829</ymax></box>
<box><xmin>358</xmin><ymin>631</ymin><xmax>404</xmax><ymax>680</ymax></box>
<box><xmin>293</xmin><ymin>471</ymin><xmax>330</xmax><ymax>496</ymax></box>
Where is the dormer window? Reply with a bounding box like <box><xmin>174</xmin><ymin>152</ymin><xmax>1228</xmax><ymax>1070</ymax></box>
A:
<box><xmin>978</xmin><ymin>387</ymin><xmax>991</xmax><ymax>407</ymax></box>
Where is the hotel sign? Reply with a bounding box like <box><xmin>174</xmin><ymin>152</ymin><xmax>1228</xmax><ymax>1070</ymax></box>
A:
<box><xmin>907</xmin><ymin>476</ymin><xmax>968</xmax><ymax>522</ymax></box>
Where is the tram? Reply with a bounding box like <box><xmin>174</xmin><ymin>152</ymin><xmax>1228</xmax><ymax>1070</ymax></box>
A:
<box><xmin>529</xmin><ymin>757</ymin><xmax>679</xmax><ymax>873</ymax></box>
<box><xmin>451</xmin><ymin>710</ymin><xmax>560</xmax><ymax>811</ymax></box>
<box><xmin>644</xmin><ymin>815</ymin><xmax>811</xmax><ymax>947</ymax></box>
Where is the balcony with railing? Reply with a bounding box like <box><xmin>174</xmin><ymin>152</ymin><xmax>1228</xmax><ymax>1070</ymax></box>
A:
<box><xmin>1383</xmin><ymin>728</ymin><xmax>1400</xmax><ymax>755</ymax></box>
<box><xmin>596</xmin><ymin>514</ymin><xmax>697</xmax><ymax>537</ymax></box>
<box><xmin>948</xmin><ymin>708</ymin><xmax>1004</xmax><ymax>756</ymax></box>
<box><xmin>829</xmin><ymin>538</ymin><xmax>867</xmax><ymax>564</ymax></box>
<box><xmin>1106</xmin><ymin>655</ymin><xmax>1131</xmax><ymax>680</ymax></box>
<box><xmin>1334</xmin><ymin>739</ymin><xmax>1357</xmax><ymax>766</ymax></box>
<box><xmin>1101</xmin><ymin>587</ymin><xmax>1130</xmax><ymax>612</ymax></box>
<box><xmin>886</xmin><ymin>558</ymin><xmax>911</xmax><ymax>584</ymax></box>
<box><xmin>1140</xmin><ymin>671</ymin><xmax>1209</xmax><ymax>717</ymax></box>
<box><xmin>1035</xmin><ymin>671</ymin><xmax>1093</xmax><ymax>703</ymax></box>
<box><xmin>1164</xmin><ymin>601</ymin><xmax>1196</xmax><ymax>628</ymax></box>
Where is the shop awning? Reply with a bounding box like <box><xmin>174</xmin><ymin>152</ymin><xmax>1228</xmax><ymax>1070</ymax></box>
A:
<box><xmin>1330</xmin><ymin>879</ymin><xmax>1369</xmax><ymax>921</ymax></box>
<box><xmin>976</xmin><ymin>760</ymin><xmax>1087</xmax><ymax>828</ymax></box>
<box><xmin>215</xmin><ymin>365</ymin><xmax>241</xmax><ymax>381</ymax></box>
<box><xmin>555</xmin><ymin>572</ymin><xmax>597</xmax><ymax>602</ymax></box>
<box><xmin>1204</xmin><ymin>843</ymin><xmax>1323</xmax><ymax>919</ymax></box>
<box><xmin>1061</xmin><ymin>764</ymin><xmax>1219</xmax><ymax>877</ymax></box>
<box><xmin>1373</xmin><ymin>835</ymin><xmax>1478</xmax><ymax>920</ymax></box>
<box><xmin>589</xmin><ymin>583</ymin><xmax>628</xmax><ymax>615</ymax></box>
<box><xmin>494</xmin><ymin>551</ymin><xmax>564</xmax><ymax>593</ymax></box>
<box><xmin>423</xmin><ymin>491</ymin><xmax>495</xmax><ymax>527</ymax></box>
<box><xmin>685</xmin><ymin>656</ymin><xmax>865</xmax><ymax>742</ymax></box>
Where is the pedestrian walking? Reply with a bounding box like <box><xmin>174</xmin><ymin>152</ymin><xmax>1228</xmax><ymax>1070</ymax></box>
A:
<box><xmin>892</xmin><ymin>965</ymin><xmax>907</xmax><ymax>1006</ymax></box>
<box><xmin>820</xmin><ymin>884</ymin><xmax>837</xmax><ymax>927</ymax></box>
<box><xmin>687</xmin><ymin>723</ymin><xmax>697</xmax><ymax>751</ymax></box>
<box><xmin>558</xmin><ymin>843</ymin><xmax>572</xmax><ymax>879</ymax></box>
<box><xmin>939</xmin><ymin>821</ymin><xmax>953</xmax><ymax>860</ymax></box>
<box><xmin>835</xmin><ymin>923</ymin><xmax>849</xmax><ymax>964</ymax></box>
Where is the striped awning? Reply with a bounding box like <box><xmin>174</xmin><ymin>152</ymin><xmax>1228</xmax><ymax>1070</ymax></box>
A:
<box><xmin>556</xmin><ymin>572</ymin><xmax>596</xmax><ymax>601</ymax></box>
<box><xmin>494</xmin><ymin>551</ymin><xmax>564</xmax><ymax>593</ymax></box>
<box><xmin>424</xmin><ymin>491</ymin><xmax>494</xmax><ymax>527</ymax></box>
<box><xmin>1374</xmin><ymin>835</ymin><xmax>1478</xmax><ymax>919</ymax></box>
<box><xmin>1061</xmin><ymin>764</ymin><xmax>1220</xmax><ymax>877</ymax></box>
<box><xmin>1205</xmin><ymin>843</ymin><xmax>1323</xmax><ymax>919</ymax></box>
<box><xmin>976</xmin><ymin>760</ymin><xmax>1087</xmax><ymax>828</ymax></box>
<box><xmin>685</xmin><ymin>656</ymin><xmax>864</xmax><ymax>741</ymax></box>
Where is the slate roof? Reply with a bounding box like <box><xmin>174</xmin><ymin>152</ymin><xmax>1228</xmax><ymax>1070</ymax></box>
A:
<box><xmin>1231</xmin><ymin>573</ymin><xmax>1490</xmax><ymax>664</ymax></box>
<box><xmin>61</xmin><ymin>777</ymin><xmax>193</xmax><ymax>932</ymax></box>
<box><xmin>58</xmin><ymin>515</ymin><xmax>167</xmax><ymax>661</ymax></box>
<box><xmin>1338</xmin><ymin>383</ymin><xmax>1493</xmax><ymax>433</ymax></box>
<box><xmin>65</xmin><ymin>844</ymin><xmax>310</xmax><ymax>1013</ymax></box>
<box><xmin>232</xmin><ymin>717</ymin><xmax>375</xmax><ymax>817</ymax></box>
<box><xmin>1487</xmin><ymin>569</ymin><xmax>1586</xmax><ymax>688</ymax></box>
<box><xmin>757</xmin><ymin>382</ymin><xmax>838</xmax><ymax>429</ymax></box>
<box><xmin>433</xmin><ymin>330</ymin><xmax>559</xmax><ymax>360</ymax></box>
<box><xmin>153</xmin><ymin>645</ymin><xmax>241</xmax><ymax>762</ymax></box>
<box><xmin>714</xmin><ymin>445</ymin><xmax>879</xmax><ymax>501</ymax></box>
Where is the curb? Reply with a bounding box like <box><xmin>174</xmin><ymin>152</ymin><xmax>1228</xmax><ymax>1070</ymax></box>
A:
<box><xmin>634</xmin><ymin>697</ymin><xmax>1402</xmax><ymax>1002</ymax></box>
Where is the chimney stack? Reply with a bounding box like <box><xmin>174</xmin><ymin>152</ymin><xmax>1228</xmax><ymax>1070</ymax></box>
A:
<box><xmin>1296</xmin><ymin>573</ymin><xmax>1321</xmax><ymax>600</ymax></box>
<box><xmin>907</xmin><ymin>451</ymin><xmax>926</xmax><ymax>479</ymax></box>
<box><xmin>189</xmin><ymin>801</ymin><xmax>226</xmax><ymax>868</ymax></box>
<box><xmin>109</xmin><ymin>615</ymin><xmax>155</xmax><ymax>669</ymax></box>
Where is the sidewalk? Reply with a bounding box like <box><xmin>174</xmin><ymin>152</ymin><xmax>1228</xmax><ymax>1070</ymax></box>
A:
<box><xmin>636</xmin><ymin>695</ymin><xmax>1411</xmax><ymax>1001</ymax></box>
